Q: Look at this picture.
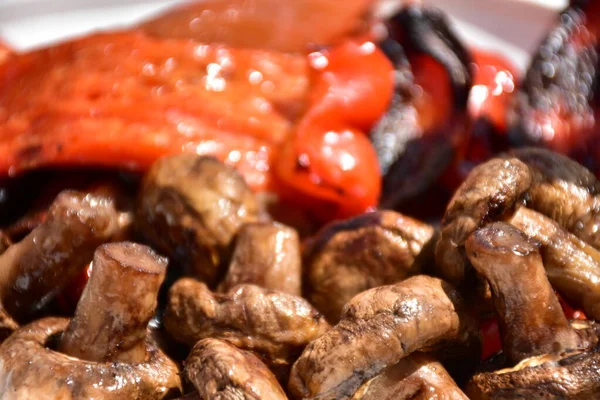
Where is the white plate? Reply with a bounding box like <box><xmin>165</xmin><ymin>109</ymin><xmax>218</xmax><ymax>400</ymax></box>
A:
<box><xmin>0</xmin><ymin>0</ymin><xmax>567</xmax><ymax>72</ymax></box>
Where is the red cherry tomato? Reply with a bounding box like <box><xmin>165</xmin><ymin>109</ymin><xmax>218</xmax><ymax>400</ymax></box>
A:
<box><xmin>274</xmin><ymin>39</ymin><xmax>394</xmax><ymax>221</ymax></box>
<box><xmin>57</xmin><ymin>262</ymin><xmax>93</xmax><ymax>313</ymax></box>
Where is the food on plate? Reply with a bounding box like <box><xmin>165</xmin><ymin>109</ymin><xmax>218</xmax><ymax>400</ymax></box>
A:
<box><xmin>1</xmin><ymin>0</ymin><xmax>600</xmax><ymax>398</ymax></box>
<box><xmin>0</xmin><ymin>243</ymin><xmax>181</xmax><ymax>399</ymax></box>
<box><xmin>136</xmin><ymin>154</ymin><xmax>259</xmax><ymax>285</ymax></box>
<box><xmin>303</xmin><ymin>210</ymin><xmax>435</xmax><ymax>322</ymax></box>
<box><xmin>163</xmin><ymin>278</ymin><xmax>330</xmax><ymax>381</ymax></box>
<box><xmin>184</xmin><ymin>338</ymin><xmax>287</xmax><ymax>400</ymax></box>
<box><xmin>288</xmin><ymin>275</ymin><xmax>480</xmax><ymax>399</ymax></box>
<box><xmin>465</xmin><ymin>223</ymin><xmax>600</xmax><ymax>399</ymax></box>
<box><xmin>219</xmin><ymin>221</ymin><xmax>302</xmax><ymax>295</ymax></box>
<box><xmin>351</xmin><ymin>353</ymin><xmax>469</xmax><ymax>400</ymax></box>
<box><xmin>508</xmin><ymin>0</ymin><xmax>600</xmax><ymax>176</ymax></box>
<box><xmin>371</xmin><ymin>4</ymin><xmax>472</xmax><ymax>209</ymax></box>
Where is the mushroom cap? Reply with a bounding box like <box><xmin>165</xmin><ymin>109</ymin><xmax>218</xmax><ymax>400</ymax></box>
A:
<box><xmin>0</xmin><ymin>317</ymin><xmax>181</xmax><ymax>400</ymax></box>
<box><xmin>467</xmin><ymin>321</ymin><xmax>600</xmax><ymax>400</ymax></box>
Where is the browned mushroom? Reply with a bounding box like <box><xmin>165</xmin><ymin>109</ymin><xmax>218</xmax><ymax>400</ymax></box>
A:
<box><xmin>465</xmin><ymin>223</ymin><xmax>600</xmax><ymax>399</ymax></box>
<box><xmin>436</xmin><ymin>148</ymin><xmax>600</xmax><ymax>290</ymax></box>
<box><xmin>163</xmin><ymin>278</ymin><xmax>329</xmax><ymax>378</ymax></box>
<box><xmin>352</xmin><ymin>353</ymin><xmax>468</xmax><ymax>400</ymax></box>
<box><xmin>59</xmin><ymin>242</ymin><xmax>167</xmax><ymax>363</ymax></box>
<box><xmin>288</xmin><ymin>275</ymin><xmax>480</xmax><ymax>400</ymax></box>
<box><xmin>304</xmin><ymin>210</ymin><xmax>436</xmax><ymax>322</ymax></box>
<box><xmin>506</xmin><ymin>148</ymin><xmax>600</xmax><ymax>249</ymax></box>
<box><xmin>0</xmin><ymin>242</ymin><xmax>181</xmax><ymax>399</ymax></box>
<box><xmin>508</xmin><ymin>207</ymin><xmax>600</xmax><ymax>321</ymax></box>
<box><xmin>136</xmin><ymin>154</ymin><xmax>259</xmax><ymax>286</ymax></box>
<box><xmin>219</xmin><ymin>222</ymin><xmax>301</xmax><ymax>296</ymax></box>
<box><xmin>0</xmin><ymin>190</ymin><xmax>124</xmax><ymax>330</ymax></box>
<box><xmin>185</xmin><ymin>338</ymin><xmax>288</xmax><ymax>400</ymax></box>
<box><xmin>435</xmin><ymin>157</ymin><xmax>531</xmax><ymax>287</ymax></box>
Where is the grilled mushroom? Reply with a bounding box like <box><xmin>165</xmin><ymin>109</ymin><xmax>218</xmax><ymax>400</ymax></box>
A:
<box><xmin>372</xmin><ymin>3</ymin><xmax>472</xmax><ymax>209</ymax></box>
<box><xmin>508</xmin><ymin>207</ymin><xmax>600</xmax><ymax>321</ymax></box>
<box><xmin>351</xmin><ymin>353</ymin><xmax>468</xmax><ymax>400</ymax></box>
<box><xmin>0</xmin><ymin>242</ymin><xmax>181</xmax><ymax>399</ymax></box>
<box><xmin>436</xmin><ymin>148</ymin><xmax>600</xmax><ymax>291</ymax></box>
<box><xmin>137</xmin><ymin>154</ymin><xmax>259</xmax><ymax>286</ymax></box>
<box><xmin>465</xmin><ymin>223</ymin><xmax>600</xmax><ymax>399</ymax></box>
<box><xmin>0</xmin><ymin>190</ymin><xmax>124</xmax><ymax>337</ymax></box>
<box><xmin>304</xmin><ymin>210</ymin><xmax>435</xmax><ymax>322</ymax></box>
<box><xmin>288</xmin><ymin>275</ymin><xmax>480</xmax><ymax>400</ymax></box>
<box><xmin>219</xmin><ymin>222</ymin><xmax>301</xmax><ymax>296</ymax></box>
<box><xmin>185</xmin><ymin>338</ymin><xmax>287</xmax><ymax>400</ymax></box>
<box><xmin>164</xmin><ymin>278</ymin><xmax>329</xmax><ymax>378</ymax></box>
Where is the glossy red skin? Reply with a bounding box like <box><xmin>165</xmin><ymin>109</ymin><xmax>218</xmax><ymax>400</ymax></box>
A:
<box><xmin>0</xmin><ymin>32</ymin><xmax>392</xmax><ymax>223</ymax></box>
<box><xmin>450</xmin><ymin>49</ymin><xmax>518</xmax><ymax>188</ymax></box>
<box><xmin>274</xmin><ymin>39</ymin><xmax>394</xmax><ymax>221</ymax></box>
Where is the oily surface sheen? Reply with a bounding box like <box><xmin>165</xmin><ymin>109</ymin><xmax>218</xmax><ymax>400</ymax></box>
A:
<box><xmin>0</xmin><ymin>31</ymin><xmax>308</xmax><ymax>190</ymax></box>
<box><xmin>352</xmin><ymin>353</ymin><xmax>468</xmax><ymax>400</ymax></box>
<box><xmin>468</xmin><ymin>343</ymin><xmax>600</xmax><ymax>400</ymax></box>
<box><xmin>186</xmin><ymin>338</ymin><xmax>287</xmax><ymax>400</ymax></box>
<box><xmin>509</xmin><ymin>148</ymin><xmax>600</xmax><ymax>249</ymax></box>
<box><xmin>289</xmin><ymin>275</ymin><xmax>478</xmax><ymax>400</ymax></box>
<box><xmin>435</xmin><ymin>157</ymin><xmax>531</xmax><ymax>286</ymax></box>
<box><xmin>304</xmin><ymin>210</ymin><xmax>435</xmax><ymax>322</ymax></box>
<box><xmin>164</xmin><ymin>279</ymin><xmax>330</xmax><ymax>367</ymax></box>
<box><xmin>0</xmin><ymin>318</ymin><xmax>181</xmax><ymax>400</ymax></box>
<box><xmin>137</xmin><ymin>154</ymin><xmax>259</xmax><ymax>285</ymax></box>
<box><xmin>0</xmin><ymin>191</ymin><xmax>121</xmax><ymax>319</ymax></box>
<box><xmin>220</xmin><ymin>221</ymin><xmax>301</xmax><ymax>296</ymax></box>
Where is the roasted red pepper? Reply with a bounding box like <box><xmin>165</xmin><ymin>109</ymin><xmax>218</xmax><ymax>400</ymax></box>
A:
<box><xmin>0</xmin><ymin>41</ymin><xmax>10</xmax><ymax>65</ymax></box>
<box><xmin>0</xmin><ymin>31</ymin><xmax>391</xmax><ymax>223</ymax></box>
<box><xmin>274</xmin><ymin>39</ymin><xmax>394</xmax><ymax>220</ymax></box>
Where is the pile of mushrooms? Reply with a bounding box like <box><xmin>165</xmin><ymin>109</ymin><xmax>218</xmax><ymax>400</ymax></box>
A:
<box><xmin>0</xmin><ymin>146</ymin><xmax>599</xmax><ymax>399</ymax></box>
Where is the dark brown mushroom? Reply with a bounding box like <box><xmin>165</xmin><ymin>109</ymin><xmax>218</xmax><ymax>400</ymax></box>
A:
<box><xmin>163</xmin><ymin>278</ymin><xmax>329</xmax><ymax>378</ymax></box>
<box><xmin>352</xmin><ymin>353</ymin><xmax>468</xmax><ymax>400</ymax></box>
<box><xmin>0</xmin><ymin>190</ymin><xmax>124</xmax><ymax>328</ymax></box>
<box><xmin>219</xmin><ymin>222</ymin><xmax>301</xmax><ymax>296</ymax></box>
<box><xmin>508</xmin><ymin>207</ymin><xmax>600</xmax><ymax>321</ymax></box>
<box><xmin>185</xmin><ymin>338</ymin><xmax>287</xmax><ymax>400</ymax></box>
<box><xmin>288</xmin><ymin>275</ymin><xmax>480</xmax><ymax>400</ymax></box>
<box><xmin>0</xmin><ymin>242</ymin><xmax>181</xmax><ymax>399</ymax></box>
<box><xmin>465</xmin><ymin>223</ymin><xmax>600</xmax><ymax>399</ymax></box>
<box><xmin>506</xmin><ymin>148</ymin><xmax>600</xmax><ymax>249</ymax></box>
<box><xmin>435</xmin><ymin>157</ymin><xmax>531</xmax><ymax>287</ymax></box>
<box><xmin>304</xmin><ymin>210</ymin><xmax>436</xmax><ymax>322</ymax></box>
<box><xmin>436</xmin><ymin>148</ymin><xmax>600</xmax><ymax>290</ymax></box>
<box><xmin>136</xmin><ymin>154</ymin><xmax>259</xmax><ymax>286</ymax></box>
<box><xmin>465</xmin><ymin>222</ymin><xmax>590</xmax><ymax>363</ymax></box>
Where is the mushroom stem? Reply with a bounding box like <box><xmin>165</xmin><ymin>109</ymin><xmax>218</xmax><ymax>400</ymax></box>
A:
<box><xmin>0</xmin><ymin>191</ymin><xmax>121</xmax><ymax>319</ymax></box>
<box><xmin>465</xmin><ymin>222</ymin><xmax>584</xmax><ymax>363</ymax></box>
<box><xmin>352</xmin><ymin>353</ymin><xmax>468</xmax><ymax>400</ymax></box>
<box><xmin>59</xmin><ymin>242</ymin><xmax>167</xmax><ymax>363</ymax></box>
<box><xmin>508</xmin><ymin>207</ymin><xmax>600</xmax><ymax>320</ymax></box>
